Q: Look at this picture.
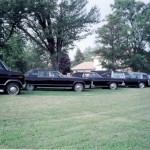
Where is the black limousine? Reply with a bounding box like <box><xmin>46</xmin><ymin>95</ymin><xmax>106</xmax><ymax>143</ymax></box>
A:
<box><xmin>72</xmin><ymin>72</ymin><xmax>124</xmax><ymax>90</ymax></box>
<box><xmin>0</xmin><ymin>60</ymin><xmax>25</xmax><ymax>95</ymax></box>
<box><xmin>25</xmin><ymin>70</ymin><xmax>92</xmax><ymax>92</ymax></box>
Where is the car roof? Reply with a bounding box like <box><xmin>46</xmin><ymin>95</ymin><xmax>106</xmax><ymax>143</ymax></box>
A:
<box><xmin>27</xmin><ymin>69</ymin><xmax>59</xmax><ymax>72</ymax></box>
<box><xmin>129</xmin><ymin>72</ymin><xmax>147</xmax><ymax>75</ymax></box>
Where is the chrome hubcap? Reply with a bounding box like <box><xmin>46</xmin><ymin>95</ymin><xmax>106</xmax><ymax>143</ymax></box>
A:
<box><xmin>75</xmin><ymin>84</ymin><xmax>83</xmax><ymax>92</ymax></box>
<box><xmin>10</xmin><ymin>87</ymin><xmax>17</xmax><ymax>93</ymax></box>
<box><xmin>110</xmin><ymin>83</ymin><xmax>117</xmax><ymax>90</ymax></box>
<box><xmin>139</xmin><ymin>83</ymin><xmax>144</xmax><ymax>88</ymax></box>
<box><xmin>26</xmin><ymin>85</ymin><xmax>34</xmax><ymax>91</ymax></box>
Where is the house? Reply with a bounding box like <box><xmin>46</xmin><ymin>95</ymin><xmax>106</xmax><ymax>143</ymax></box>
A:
<box><xmin>71</xmin><ymin>61</ymin><xmax>95</xmax><ymax>73</ymax></box>
<box><xmin>71</xmin><ymin>56</ymin><xmax>106</xmax><ymax>73</ymax></box>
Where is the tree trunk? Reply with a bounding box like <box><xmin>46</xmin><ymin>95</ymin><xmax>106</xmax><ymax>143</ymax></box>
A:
<box><xmin>51</xmin><ymin>54</ymin><xmax>59</xmax><ymax>70</ymax></box>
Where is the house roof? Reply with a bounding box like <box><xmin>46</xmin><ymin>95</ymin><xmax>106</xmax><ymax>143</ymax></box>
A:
<box><xmin>71</xmin><ymin>61</ymin><xmax>95</xmax><ymax>70</ymax></box>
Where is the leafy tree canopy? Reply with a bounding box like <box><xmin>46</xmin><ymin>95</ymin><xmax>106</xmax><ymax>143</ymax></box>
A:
<box><xmin>96</xmin><ymin>0</ymin><xmax>150</xmax><ymax>72</ymax></box>
<box><xmin>0</xmin><ymin>34</ymin><xmax>28</xmax><ymax>72</ymax></box>
<box><xmin>0</xmin><ymin>0</ymin><xmax>100</xmax><ymax>70</ymax></box>
<box><xmin>20</xmin><ymin>0</ymin><xmax>99</xmax><ymax>69</ymax></box>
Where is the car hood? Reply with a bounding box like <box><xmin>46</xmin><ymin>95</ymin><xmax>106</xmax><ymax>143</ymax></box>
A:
<box><xmin>7</xmin><ymin>70</ymin><xmax>24</xmax><ymax>77</ymax></box>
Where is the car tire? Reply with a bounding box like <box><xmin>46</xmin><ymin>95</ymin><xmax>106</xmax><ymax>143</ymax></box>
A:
<box><xmin>74</xmin><ymin>83</ymin><xmax>84</xmax><ymax>92</ymax></box>
<box><xmin>26</xmin><ymin>85</ymin><xmax>35</xmax><ymax>91</ymax></box>
<box><xmin>138</xmin><ymin>82</ymin><xmax>145</xmax><ymax>88</ymax></box>
<box><xmin>109</xmin><ymin>82</ymin><xmax>117</xmax><ymax>90</ymax></box>
<box><xmin>6</xmin><ymin>83</ymin><xmax>20</xmax><ymax>95</ymax></box>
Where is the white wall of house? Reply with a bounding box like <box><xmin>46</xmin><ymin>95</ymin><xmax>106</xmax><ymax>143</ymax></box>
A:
<box><xmin>93</xmin><ymin>55</ymin><xmax>105</xmax><ymax>70</ymax></box>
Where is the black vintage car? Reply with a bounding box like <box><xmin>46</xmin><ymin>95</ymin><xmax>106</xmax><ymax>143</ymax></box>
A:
<box><xmin>110</xmin><ymin>71</ymin><xmax>149</xmax><ymax>88</ymax></box>
<box><xmin>93</xmin><ymin>70</ymin><xmax>149</xmax><ymax>88</ymax></box>
<box><xmin>25</xmin><ymin>70</ymin><xmax>92</xmax><ymax>92</ymax></box>
<box><xmin>72</xmin><ymin>72</ymin><xmax>124</xmax><ymax>90</ymax></box>
<box><xmin>0</xmin><ymin>60</ymin><xmax>25</xmax><ymax>95</ymax></box>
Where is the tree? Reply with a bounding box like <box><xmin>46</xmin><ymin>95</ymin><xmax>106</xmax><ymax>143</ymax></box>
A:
<box><xmin>0</xmin><ymin>0</ymin><xmax>26</xmax><ymax>48</ymax></box>
<box><xmin>96</xmin><ymin>15</ymin><xmax>125</xmax><ymax>71</ymax></box>
<box><xmin>17</xmin><ymin>0</ymin><xmax>100</xmax><ymax>70</ymax></box>
<box><xmin>96</xmin><ymin>0</ymin><xmax>150</xmax><ymax>71</ymax></box>
<box><xmin>0</xmin><ymin>0</ymin><xmax>99</xmax><ymax>71</ymax></box>
<box><xmin>112</xmin><ymin>0</ymin><xmax>150</xmax><ymax>71</ymax></box>
<box><xmin>59</xmin><ymin>52</ymin><xmax>71</xmax><ymax>74</ymax></box>
<box><xmin>83</xmin><ymin>47</ymin><xmax>93</xmax><ymax>61</ymax></box>
<box><xmin>72</xmin><ymin>49</ymin><xmax>84</xmax><ymax>66</ymax></box>
<box><xmin>25</xmin><ymin>42</ymin><xmax>51</xmax><ymax>70</ymax></box>
<box><xmin>0</xmin><ymin>34</ymin><xmax>28</xmax><ymax>72</ymax></box>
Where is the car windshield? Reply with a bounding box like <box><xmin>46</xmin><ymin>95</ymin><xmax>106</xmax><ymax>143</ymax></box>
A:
<box><xmin>25</xmin><ymin>70</ymin><xmax>33</xmax><ymax>76</ymax></box>
<box><xmin>0</xmin><ymin>60</ymin><xmax>11</xmax><ymax>71</ymax></box>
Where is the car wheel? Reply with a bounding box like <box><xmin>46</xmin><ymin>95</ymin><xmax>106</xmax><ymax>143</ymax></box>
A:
<box><xmin>138</xmin><ymin>82</ymin><xmax>145</xmax><ymax>88</ymax></box>
<box><xmin>74</xmin><ymin>83</ymin><xmax>84</xmax><ymax>92</ymax></box>
<box><xmin>26</xmin><ymin>85</ymin><xmax>35</xmax><ymax>91</ymax></box>
<box><xmin>109</xmin><ymin>82</ymin><xmax>117</xmax><ymax>90</ymax></box>
<box><xmin>6</xmin><ymin>83</ymin><xmax>20</xmax><ymax>95</ymax></box>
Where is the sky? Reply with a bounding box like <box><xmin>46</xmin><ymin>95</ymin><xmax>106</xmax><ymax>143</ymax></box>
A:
<box><xmin>69</xmin><ymin>0</ymin><xmax>150</xmax><ymax>60</ymax></box>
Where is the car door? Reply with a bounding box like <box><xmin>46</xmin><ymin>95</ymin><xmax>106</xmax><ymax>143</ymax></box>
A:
<box><xmin>50</xmin><ymin>71</ymin><xmax>73</xmax><ymax>87</ymax></box>
<box><xmin>124</xmin><ymin>73</ymin><xmax>138</xmax><ymax>86</ymax></box>
<box><xmin>142</xmin><ymin>74</ymin><xmax>149</xmax><ymax>86</ymax></box>
<box><xmin>25</xmin><ymin>70</ymin><xmax>38</xmax><ymax>85</ymax></box>
<box><xmin>36</xmin><ymin>71</ymin><xmax>51</xmax><ymax>87</ymax></box>
<box><xmin>93</xmin><ymin>77</ymin><xmax>110</xmax><ymax>87</ymax></box>
<box><xmin>0</xmin><ymin>63</ymin><xmax>8</xmax><ymax>86</ymax></box>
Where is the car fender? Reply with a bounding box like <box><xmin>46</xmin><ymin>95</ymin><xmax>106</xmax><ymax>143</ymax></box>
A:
<box><xmin>4</xmin><ymin>79</ymin><xmax>23</xmax><ymax>87</ymax></box>
<box><xmin>73</xmin><ymin>81</ymin><xmax>85</xmax><ymax>87</ymax></box>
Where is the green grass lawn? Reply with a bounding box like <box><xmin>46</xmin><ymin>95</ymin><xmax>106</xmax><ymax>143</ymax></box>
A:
<box><xmin>0</xmin><ymin>88</ymin><xmax>150</xmax><ymax>149</ymax></box>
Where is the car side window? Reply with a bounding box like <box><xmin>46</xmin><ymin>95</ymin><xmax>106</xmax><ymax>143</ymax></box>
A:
<box><xmin>50</xmin><ymin>71</ymin><xmax>63</xmax><ymax>78</ymax></box>
<box><xmin>38</xmin><ymin>71</ymin><xmax>49</xmax><ymax>77</ymax></box>
<box><xmin>73</xmin><ymin>72</ymin><xmax>82</xmax><ymax>77</ymax></box>
<box><xmin>84</xmin><ymin>73</ymin><xmax>91</xmax><ymax>78</ymax></box>
<box><xmin>112</xmin><ymin>73</ymin><xmax>124</xmax><ymax>78</ymax></box>
<box><xmin>101</xmin><ymin>72</ymin><xmax>111</xmax><ymax>78</ymax></box>
<box><xmin>50</xmin><ymin>72</ymin><xmax>58</xmax><ymax>77</ymax></box>
<box><xmin>125</xmin><ymin>74</ymin><xmax>131</xmax><ymax>79</ymax></box>
<box><xmin>72</xmin><ymin>73</ymin><xmax>77</xmax><ymax>77</ymax></box>
<box><xmin>133</xmin><ymin>74</ymin><xmax>141</xmax><ymax>79</ymax></box>
<box><xmin>143</xmin><ymin>75</ymin><xmax>148</xmax><ymax>79</ymax></box>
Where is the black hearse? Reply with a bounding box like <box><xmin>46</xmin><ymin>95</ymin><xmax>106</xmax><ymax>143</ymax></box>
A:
<box><xmin>92</xmin><ymin>70</ymin><xmax>149</xmax><ymax>88</ymax></box>
<box><xmin>0</xmin><ymin>60</ymin><xmax>24</xmax><ymax>95</ymax></box>
<box><xmin>72</xmin><ymin>71</ymin><xmax>124</xmax><ymax>90</ymax></box>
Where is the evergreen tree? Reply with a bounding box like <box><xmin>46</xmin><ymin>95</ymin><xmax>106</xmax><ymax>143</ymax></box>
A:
<box><xmin>72</xmin><ymin>49</ymin><xmax>84</xmax><ymax>66</ymax></box>
<box><xmin>83</xmin><ymin>47</ymin><xmax>93</xmax><ymax>61</ymax></box>
<box><xmin>59</xmin><ymin>52</ymin><xmax>71</xmax><ymax>74</ymax></box>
